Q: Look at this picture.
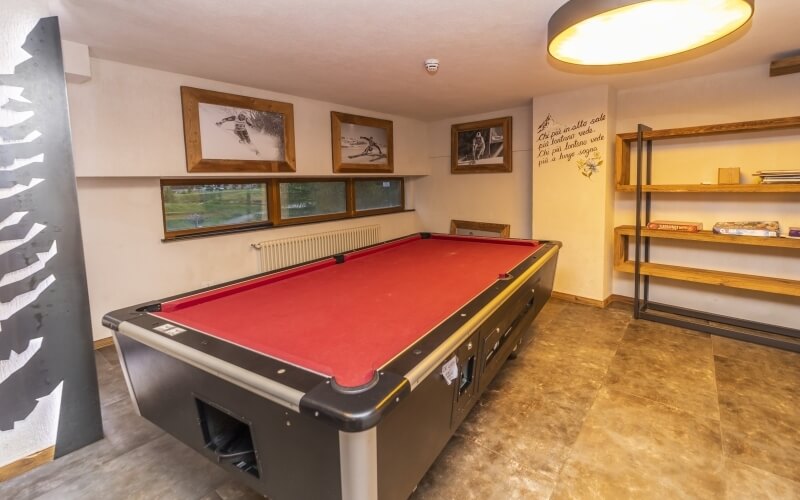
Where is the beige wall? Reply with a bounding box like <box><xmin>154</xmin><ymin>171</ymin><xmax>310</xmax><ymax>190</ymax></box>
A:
<box><xmin>532</xmin><ymin>86</ymin><xmax>616</xmax><ymax>301</ymax></box>
<box><xmin>67</xmin><ymin>59</ymin><xmax>427</xmax><ymax>340</ymax></box>
<box><xmin>414</xmin><ymin>105</ymin><xmax>533</xmax><ymax>238</ymax></box>
<box><xmin>613</xmin><ymin>64</ymin><xmax>800</xmax><ymax>328</ymax></box>
<box><xmin>67</xmin><ymin>58</ymin><xmax>430</xmax><ymax>177</ymax></box>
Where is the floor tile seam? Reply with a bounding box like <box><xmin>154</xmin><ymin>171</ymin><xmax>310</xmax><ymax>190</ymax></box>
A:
<box><xmin>725</xmin><ymin>457</ymin><xmax>800</xmax><ymax>486</ymax></box>
<box><xmin>607</xmin><ymin>327</ymin><xmax>721</xmax><ymax>420</ymax></box>
<box><xmin>541</xmin><ymin>320</ymin><xmax>632</xmax><ymax>337</ymax></box>
<box><xmin>5</xmin><ymin>437</ymin><xmax>134</xmax><ymax>500</ymax></box>
<box><xmin>459</xmin><ymin>424</ymin><xmax>567</xmax><ymax>484</ymax></box>
<box><xmin>628</xmin><ymin>319</ymin><xmax>714</xmax><ymax>342</ymax></box>
<box><xmin>611</xmin><ymin>344</ymin><xmax>719</xmax><ymax>374</ymax></box>
<box><xmin>712</xmin><ymin>351</ymin><xmax>800</xmax><ymax>376</ymax></box>
<box><xmin>458</xmin><ymin>432</ymin><xmax>516</xmax><ymax>464</ymax></box>
<box><xmin>545</xmin><ymin>364</ymin><xmax>616</xmax><ymax>500</ymax></box>
<box><xmin>101</xmin><ymin>394</ymin><xmax>130</xmax><ymax>408</ymax></box>
<box><xmin>104</xmin><ymin>427</ymin><xmax>165</xmax><ymax>459</ymax></box>
<box><xmin>83</xmin><ymin>433</ymin><xmax>177</xmax><ymax>478</ymax></box>
<box><xmin>718</xmin><ymin>410</ymin><xmax>800</xmax><ymax>441</ymax></box>
<box><xmin>601</xmin><ymin>385</ymin><xmax>723</xmax><ymax>427</ymax></box>
<box><xmin>620</xmin><ymin>332</ymin><xmax>716</xmax><ymax>358</ymax></box>
<box><xmin>707</xmin><ymin>346</ymin><xmax>727</xmax><ymax>492</ymax></box>
<box><xmin>709</xmin><ymin>351</ymin><xmax>724</xmax><ymax>421</ymax></box>
<box><xmin>527</xmin><ymin>339</ymin><xmax>623</xmax><ymax>366</ymax></box>
<box><xmin>193</xmin><ymin>479</ymin><xmax>231</xmax><ymax>500</ymax></box>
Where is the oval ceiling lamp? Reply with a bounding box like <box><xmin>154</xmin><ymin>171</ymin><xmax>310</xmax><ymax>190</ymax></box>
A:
<box><xmin>548</xmin><ymin>0</ymin><xmax>755</xmax><ymax>65</ymax></box>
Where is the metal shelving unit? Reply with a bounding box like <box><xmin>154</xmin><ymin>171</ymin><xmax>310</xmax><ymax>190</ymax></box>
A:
<box><xmin>615</xmin><ymin>117</ymin><xmax>800</xmax><ymax>353</ymax></box>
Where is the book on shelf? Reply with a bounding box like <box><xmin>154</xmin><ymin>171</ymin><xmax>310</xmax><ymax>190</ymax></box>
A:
<box><xmin>753</xmin><ymin>170</ymin><xmax>800</xmax><ymax>176</ymax></box>
<box><xmin>752</xmin><ymin>170</ymin><xmax>800</xmax><ymax>184</ymax></box>
<box><xmin>761</xmin><ymin>177</ymin><xmax>800</xmax><ymax>184</ymax></box>
<box><xmin>789</xmin><ymin>227</ymin><xmax>800</xmax><ymax>239</ymax></box>
<box><xmin>646</xmin><ymin>220</ymin><xmax>703</xmax><ymax>232</ymax></box>
<box><xmin>712</xmin><ymin>221</ymin><xmax>780</xmax><ymax>237</ymax></box>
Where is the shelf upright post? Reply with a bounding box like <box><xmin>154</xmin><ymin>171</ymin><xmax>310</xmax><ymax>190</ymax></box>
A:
<box><xmin>633</xmin><ymin>124</ymin><xmax>653</xmax><ymax>318</ymax></box>
<box><xmin>644</xmin><ymin>130</ymin><xmax>653</xmax><ymax>305</ymax></box>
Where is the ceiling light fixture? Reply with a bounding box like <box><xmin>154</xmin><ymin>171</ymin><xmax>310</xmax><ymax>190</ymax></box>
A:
<box><xmin>548</xmin><ymin>0</ymin><xmax>755</xmax><ymax>65</ymax></box>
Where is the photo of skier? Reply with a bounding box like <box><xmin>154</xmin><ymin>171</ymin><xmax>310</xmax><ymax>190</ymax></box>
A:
<box><xmin>338</xmin><ymin>123</ymin><xmax>388</xmax><ymax>164</ymax></box>
<box><xmin>215</xmin><ymin>112</ymin><xmax>260</xmax><ymax>156</ymax></box>
<box><xmin>457</xmin><ymin>126</ymin><xmax>504</xmax><ymax>166</ymax></box>
<box><xmin>198</xmin><ymin>103</ymin><xmax>284</xmax><ymax>162</ymax></box>
<box><xmin>351</xmin><ymin>135</ymin><xmax>383</xmax><ymax>158</ymax></box>
<box><xmin>472</xmin><ymin>131</ymin><xmax>486</xmax><ymax>163</ymax></box>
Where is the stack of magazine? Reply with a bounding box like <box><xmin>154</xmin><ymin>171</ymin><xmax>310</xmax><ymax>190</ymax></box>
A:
<box><xmin>712</xmin><ymin>221</ymin><xmax>780</xmax><ymax>237</ymax></box>
<box><xmin>753</xmin><ymin>170</ymin><xmax>800</xmax><ymax>184</ymax></box>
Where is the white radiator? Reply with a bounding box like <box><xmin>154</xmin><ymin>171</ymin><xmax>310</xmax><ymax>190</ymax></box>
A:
<box><xmin>252</xmin><ymin>225</ymin><xmax>381</xmax><ymax>272</ymax></box>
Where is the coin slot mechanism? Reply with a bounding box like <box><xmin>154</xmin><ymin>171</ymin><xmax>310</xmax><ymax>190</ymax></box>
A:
<box><xmin>458</xmin><ymin>355</ymin><xmax>475</xmax><ymax>396</ymax></box>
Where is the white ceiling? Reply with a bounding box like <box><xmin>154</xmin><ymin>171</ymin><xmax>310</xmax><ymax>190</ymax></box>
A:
<box><xmin>50</xmin><ymin>0</ymin><xmax>800</xmax><ymax>120</ymax></box>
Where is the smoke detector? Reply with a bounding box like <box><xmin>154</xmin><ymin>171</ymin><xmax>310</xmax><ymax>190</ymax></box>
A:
<box><xmin>424</xmin><ymin>58</ymin><xmax>440</xmax><ymax>74</ymax></box>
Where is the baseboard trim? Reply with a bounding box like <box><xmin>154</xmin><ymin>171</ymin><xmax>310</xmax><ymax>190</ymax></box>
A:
<box><xmin>93</xmin><ymin>337</ymin><xmax>114</xmax><ymax>350</ymax></box>
<box><xmin>551</xmin><ymin>292</ymin><xmax>633</xmax><ymax>309</ymax></box>
<box><xmin>551</xmin><ymin>291</ymin><xmax>607</xmax><ymax>308</ymax></box>
<box><xmin>607</xmin><ymin>294</ymin><xmax>634</xmax><ymax>306</ymax></box>
<box><xmin>0</xmin><ymin>446</ymin><xmax>55</xmax><ymax>482</ymax></box>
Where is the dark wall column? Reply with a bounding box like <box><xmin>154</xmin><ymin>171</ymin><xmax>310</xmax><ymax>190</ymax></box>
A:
<box><xmin>0</xmin><ymin>16</ymin><xmax>102</xmax><ymax>474</ymax></box>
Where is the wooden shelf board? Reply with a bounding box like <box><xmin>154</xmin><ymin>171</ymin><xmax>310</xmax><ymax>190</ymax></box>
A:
<box><xmin>616</xmin><ymin>183</ymin><xmax>800</xmax><ymax>193</ymax></box>
<box><xmin>615</xmin><ymin>261</ymin><xmax>800</xmax><ymax>297</ymax></box>
<box><xmin>771</xmin><ymin>55</ymin><xmax>800</xmax><ymax>77</ymax></box>
<box><xmin>615</xmin><ymin>226</ymin><xmax>800</xmax><ymax>249</ymax></box>
<box><xmin>617</xmin><ymin>116</ymin><xmax>800</xmax><ymax>142</ymax></box>
<box><xmin>614</xmin><ymin>116</ymin><xmax>800</xmax><ymax>186</ymax></box>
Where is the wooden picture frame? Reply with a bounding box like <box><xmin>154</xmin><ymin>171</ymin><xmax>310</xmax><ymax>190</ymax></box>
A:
<box><xmin>450</xmin><ymin>219</ymin><xmax>511</xmax><ymax>238</ymax></box>
<box><xmin>180</xmin><ymin>86</ymin><xmax>296</xmax><ymax>173</ymax></box>
<box><xmin>451</xmin><ymin>116</ymin><xmax>512</xmax><ymax>173</ymax></box>
<box><xmin>331</xmin><ymin>111</ymin><xmax>394</xmax><ymax>173</ymax></box>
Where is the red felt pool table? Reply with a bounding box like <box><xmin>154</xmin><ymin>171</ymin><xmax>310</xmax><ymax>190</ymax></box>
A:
<box><xmin>104</xmin><ymin>233</ymin><xmax>560</xmax><ymax>500</ymax></box>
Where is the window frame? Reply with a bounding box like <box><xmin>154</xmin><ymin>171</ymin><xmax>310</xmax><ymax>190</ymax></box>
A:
<box><xmin>160</xmin><ymin>177</ymin><xmax>405</xmax><ymax>240</ymax></box>
<box><xmin>351</xmin><ymin>178</ymin><xmax>406</xmax><ymax>217</ymax></box>
<box><xmin>273</xmin><ymin>178</ymin><xmax>350</xmax><ymax>225</ymax></box>
<box><xmin>160</xmin><ymin>178</ymin><xmax>272</xmax><ymax>240</ymax></box>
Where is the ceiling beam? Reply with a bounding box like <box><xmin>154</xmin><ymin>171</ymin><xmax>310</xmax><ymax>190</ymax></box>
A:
<box><xmin>770</xmin><ymin>55</ymin><xmax>800</xmax><ymax>77</ymax></box>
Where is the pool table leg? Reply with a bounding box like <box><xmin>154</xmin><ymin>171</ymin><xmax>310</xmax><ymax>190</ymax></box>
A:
<box><xmin>339</xmin><ymin>428</ymin><xmax>378</xmax><ymax>500</ymax></box>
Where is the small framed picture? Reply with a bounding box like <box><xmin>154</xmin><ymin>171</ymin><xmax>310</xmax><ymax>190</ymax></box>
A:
<box><xmin>451</xmin><ymin>116</ymin><xmax>512</xmax><ymax>173</ymax></box>
<box><xmin>180</xmin><ymin>86</ymin><xmax>296</xmax><ymax>173</ymax></box>
<box><xmin>450</xmin><ymin>219</ymin><xmax>511</xmax><ymax>238</ymax></box>
<box><xmin>331</xmin><ymin>112</ymin><xmax>393</xmax><ymax>173</ymax></box>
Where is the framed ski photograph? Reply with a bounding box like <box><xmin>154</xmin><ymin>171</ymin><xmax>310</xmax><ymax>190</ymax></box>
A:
<box><xmin>180</xmin><ymin>86</ymin><xmax>296</xmax><ymax>173</ymax></box>
<box><xmin>330</xmin><ymin>111</ymin><xmax>394</xmax><ymax>173</ymax></box>
<box><xmin>451</xmin><ymin>116</ymin><xmax>512</xmax><ymax>174</ymax></box>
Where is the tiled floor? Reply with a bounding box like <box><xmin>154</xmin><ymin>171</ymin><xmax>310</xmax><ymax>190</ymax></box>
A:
<box><xmin>2</xmin><ymin>299</ymin><xmax>799</xmax><ymax>499</ymax></box>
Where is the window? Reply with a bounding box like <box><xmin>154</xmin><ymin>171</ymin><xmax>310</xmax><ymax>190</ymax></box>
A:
<box><xmin>354</xmin><ymin>179</ymin><xmax>403</xmax><ymax>213</ymax></box>
<box><xmin>161</xmin><ymin>180</ymin><xmax>269</xmax><ymax>238</ymax></box>
<box><xmin>278</xmin><ymin>181</ymin><xmax>347</xmax><ymax>221</ymax></box>
<box><xmin>161</xmin><ymin>177</ymin><xmax>405</xmax><ymax>240</ymax></box>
